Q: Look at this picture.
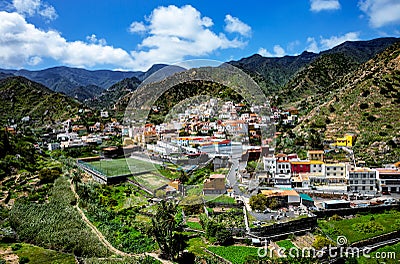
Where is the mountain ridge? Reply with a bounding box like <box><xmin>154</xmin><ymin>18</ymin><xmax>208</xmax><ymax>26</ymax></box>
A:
<box><xmin>0</xmin><ymin>76</ymin><xmax>81</xmax><ymax>127</ymax></box>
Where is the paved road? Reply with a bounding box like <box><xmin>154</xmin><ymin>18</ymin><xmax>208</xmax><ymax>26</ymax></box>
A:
<box><xmin>227</xmin><ymin>159</ymin><xmax>241</xmax><ymax>195</ymax></box>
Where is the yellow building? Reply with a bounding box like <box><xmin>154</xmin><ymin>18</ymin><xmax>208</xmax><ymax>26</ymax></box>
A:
<box><xmin>307</xmin><ymin>150</ymin><xmax>324</xmax><ymax>162</ymax></box>
<box><xmin>335</xmin><ymin>133</ymin><xmax>354</xmax><ymax>147</ymax></box>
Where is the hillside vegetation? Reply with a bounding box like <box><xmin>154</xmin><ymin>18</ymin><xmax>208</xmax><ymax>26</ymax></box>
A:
<box><xmin>295</xmin><ymin>41</ymin><xmax>400</xmax><ymax>165</ymax></box>
<box><xmin>0</xmin><ymin>76</ymin><xmax>81</xmax><ymax>127</ymax></box>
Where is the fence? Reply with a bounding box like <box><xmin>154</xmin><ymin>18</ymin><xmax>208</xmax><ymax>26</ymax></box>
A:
<box><xmin>313</xmin><ymin>204</ymin><xmax>400</xmax><ymax>218</ymax></box>
<box><xmin>250</xmin><ymin>216</ymin><xmax>317</xmax><ymax>239</ymax></box>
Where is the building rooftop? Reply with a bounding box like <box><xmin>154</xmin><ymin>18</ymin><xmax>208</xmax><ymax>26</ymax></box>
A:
<box><xmin>308</xmin><ymin>150</ymin><xmax>324</xmax><ymax>154</ymax></box>
<box><xmin>291</xmin><ymin>161</ymin><xmax>311</xmax><ymax>165</ymax></box>
<box><xmin>209</xmin><ymin>174</ymin><xmax>225</xmax><ymax>179</ymax></box>
<box><xmin>310</xmin><ymin>160</ymin><xmax>324</xmax><ymax>165</ymax></box>
<box><xmin>299</xmin><ymin>193</ymin><xmax>313</xmax><ymax>202</ymax></box>
<box><xmin>261</xmin><ymin>189</ymin><xmax>299</xmax><ymax>197</ymax></box>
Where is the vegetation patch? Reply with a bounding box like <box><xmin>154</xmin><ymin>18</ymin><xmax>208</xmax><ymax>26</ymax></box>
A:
<box><xmin>9</xmin><ymin>177</ymin><xmax>110</xmax><ymax>257</ymax></box>
<box><xmin>276</xmin><ymin>239</ymin><xmax>297</xmax><ymax>250</ymax></box>
<box><xmin>77</xmin><ymin>182</ymin><xmax>156</xmax><ymax>254</ymax></box>
<box><xmin>352</xmin><ymin>221</ymin><xmax>384</xmax><ymax>234</ymax></box>
<box><xmin>186</xmin><ymin>221</ymin><xmax>203</xmax><ymax>230</ymax></box>
<box><xmin>318</xmin><ymin>210</ymin><xmax>400</xmax><ymax>244</ymax></box>
<box><xmin>207</xmin><ymin>245</ymin><xmax>266</xmax><ymax>264</ymax></box>
<box><xmin>357</xmin><ymin>242</ymin><xmax>400</xmax><ymax>264</ymax></box>
<box><xmin>3</xmin><ymin>243</ymin><xmax>76</xmax><ymax>264</ymax></box>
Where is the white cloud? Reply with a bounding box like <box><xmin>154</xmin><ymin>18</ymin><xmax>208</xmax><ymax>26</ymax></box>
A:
<box><xmin>306</xmin><ymin>37</ymin><xmax>319</xmax><ymax>53</ymax></box>
<box><xmin>86</xmin><ymin>34</ymin><xmax>107</xmax><ymax>46</ymax></box>
<box><xmin>0</xmin><ymin>11</ymin><xmax>135</xmax><ymax>69</ymax></box>
<box><xmin>257</xmin><ymin>45</ymin><xmax>286</xmax><ymax>57</ymax></box>
<box><xmin>306</xmin><ymin>32</ymin><xmax>360</xmax><ymax>52</ymax></box>
<box><xmin>359</xmin><ymin>0</ymin><xmax>400</xmax><ymax>28</ymax></box>
<box><xmin>320</xmin><ymin>32</ymin><xmax>360</xmax><ymax>49</ymax></box>
<box><xmin>310</xmin><ymin>0</ymin><xmax>341</xmax><ymax>12</ymax></box>
<box><xmin>129</xmin><ymin>21</ymin><xmax>146</xmax><ymax>33</ymax></box>
<box><xmin>0</xmin><ymin>5</ymin><xmax>250</xmax><ymax>71</ymax></box>
<box><xmin>257</xmin><ymin>48</ymin><xmax>268</xmax><ymax>57</ymax></box>
<box><xmin>129</xmin><ymin>5</ymin><xmax>249</xmax><ymax>70</ymax></box>
<box><xmin>12</xmin><ymin>0</ymin><xmax>57</xmax><ymax>20</ymax></box>
<box><xmin>287</xmin><ymin>40</ymin><xmax>301</xmax><ymax>53</ymax></box>
<box><xmin>224</xmin><ymin>14</ymin><xmax>251</xmax><ymax>36</ymax></box>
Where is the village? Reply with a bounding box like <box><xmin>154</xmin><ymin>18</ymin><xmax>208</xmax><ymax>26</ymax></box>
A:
<box><xmin>2</xmin><ymin>94</ymin><xmax>400</xmax><ymax>263</ymax></box>
<box><xmin>36</xmin><ymin>97</ymin><xmax>397</xmax><ymax>217</ymax></box>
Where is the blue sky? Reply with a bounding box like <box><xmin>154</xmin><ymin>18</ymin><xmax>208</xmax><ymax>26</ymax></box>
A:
<box><xmin>0</xmin><ymin>0</ymin><xmax>399</xmax><ymax>71</ymax></box>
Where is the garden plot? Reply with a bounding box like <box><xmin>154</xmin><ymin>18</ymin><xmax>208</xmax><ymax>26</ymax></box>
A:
<box><xmin>130</xmin><ymin>172</ymin><xmax>170</xmax><ymax>191</ymax></box>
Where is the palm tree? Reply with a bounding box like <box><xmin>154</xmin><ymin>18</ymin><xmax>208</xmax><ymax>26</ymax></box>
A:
<box><xmin>71</xmin><ymin>170</ymin><xmax>82</xmax><ymax>189</ymax></box>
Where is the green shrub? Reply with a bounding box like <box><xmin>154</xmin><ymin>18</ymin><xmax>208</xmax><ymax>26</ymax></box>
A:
<box><xmin>352</xmin><ymin>222</ymin><xmax>384</xmax><ymax>234</ymax></box>
<box><xmin>367</xmin><ymin>115</ymin><xmax>377</xmax><ymax>122</ymax></box>
<box><xmin>19</xmin><ymin>256</ymin><xmax>29</xmax><ymax>264</ymax></box>
<box><xmin>11</xmin><ymin>243</ymin><xmax>22</xmax><ymax>251</ymax></box>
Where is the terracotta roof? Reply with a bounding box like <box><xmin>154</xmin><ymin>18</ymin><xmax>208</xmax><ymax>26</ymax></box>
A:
<box><xmin>308</xmin><ymin>150</ymin><xmax>324</xmax><ymax>154</ymax></box>
<box><xmin>210</xmin><ymin>174</ymin><xmax>225</xmax><ymax>179</ymax></box>
<box><xmin>290</xmin><ymin>161</ymin><xmax>311</xmax><ymax>165</ymax></box>
<box><xmin>261</xmin><ymin>189</ymin><xmax>299</xmax><ymax>197</ymax></box>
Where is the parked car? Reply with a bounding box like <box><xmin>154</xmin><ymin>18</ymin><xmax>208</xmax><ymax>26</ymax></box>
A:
<box><xmin>263</xmin><ymin>208</ymin><xmax>271</xmax><ymax>214</ymax></box>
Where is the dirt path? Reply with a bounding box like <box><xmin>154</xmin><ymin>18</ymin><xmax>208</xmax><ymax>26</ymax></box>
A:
<box><xmin>69</xmin><ymin>180</ymin><xmax>172</xmax><ymax>264</ymax></box>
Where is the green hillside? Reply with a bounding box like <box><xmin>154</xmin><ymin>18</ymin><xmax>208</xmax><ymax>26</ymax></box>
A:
<box><xmin>295</xmin><ymin>41</ymin><xmax>400</xmax><ymax>166</ymax></box>
<box><xmin>0</xmin><ymin>76</ymin><xmax>81</xmax><ymax>127</ymax></box>
<box><xmin>276</xmin><ymin>53</ymin><xmax>359</xmax><ymax>110</ymax></box>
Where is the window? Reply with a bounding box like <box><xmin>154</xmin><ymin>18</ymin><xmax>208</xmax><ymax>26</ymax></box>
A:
<box><xmin>370</xmin><ymin>180</ymin><xmax>374</xmax><ymax>184</ymax></box>
<box><xmin>370</xmin><ymin>186</ymin><xmax>373</xmax><ymax>190</ymax></box>
<box><xmin>362</xmin><ymin>180</ymin><xmax>366</xmax><ymax>184</ymax></box>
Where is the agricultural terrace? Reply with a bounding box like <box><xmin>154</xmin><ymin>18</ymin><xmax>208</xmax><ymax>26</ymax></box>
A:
<box><xmin>207</xmin><ymin>245</ymin><xmax>268</xmax><ymax>264</ymax></box>
<box><xmin>128</xmin><ymin>172</ymin><xmax>170</xmax><ymax>191</ymax></box>
<box><xmin>318</xmin><ymin>210</ymin><xmax>400</xmax><ymax>244</ymax></box>
<box><xmin>357</xmin><ymin>242</ymin><xmax>400</xmax><ymax>264</ymax></box>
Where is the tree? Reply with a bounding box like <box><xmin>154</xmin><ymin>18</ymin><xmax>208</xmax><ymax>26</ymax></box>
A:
<box><xmin>38</xmin><ymin>168</ymin><xmax>61</xmax><ymax>183</ymax></box>
<box><xmin>180</xmin><ymin>195</ymin><xmax>203</xmax><ymax>215</ymax></box>
<box><xmin>71</xmin><ymin>170</ymin><xmax>82</xmax><ymax>188</ymax></box>
<box><xmin>203</xmin><ymin>217</ymin><xmax>233</xmax><ymax>245</ymax></box>
<box><xmin>312</xmin><ymin>235</ymin><xmax>333</xmax><ymax>250</ymax></box>
<box><xmin>267</xmin><ymin>197</ymin><xmax>284</xmax><ymax>210</ymax></box>
<box><xmin>150</xmin><ymin>200</ymin><xmax>185</xmax><ymax>260</ymax></box>
<box><xmin>249</xmin><ymin>193</ymin><xmax>268</xmax><ymax>211</ymax></box>
<box><xmin>215</xmin><ymin>228</ymin><xmax>233</xmax><ymax>246</ymax></box>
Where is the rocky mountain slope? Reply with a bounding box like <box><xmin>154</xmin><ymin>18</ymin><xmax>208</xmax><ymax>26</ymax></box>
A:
<box><xmin>295</xmin><ymin>41</ymin><xmax>400</xmax><ymax>165</ymax></box>
<box><xmin>229</xmin><ymin>37</ymin><xmax>399</xmax><ymax>98</ymax></box>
